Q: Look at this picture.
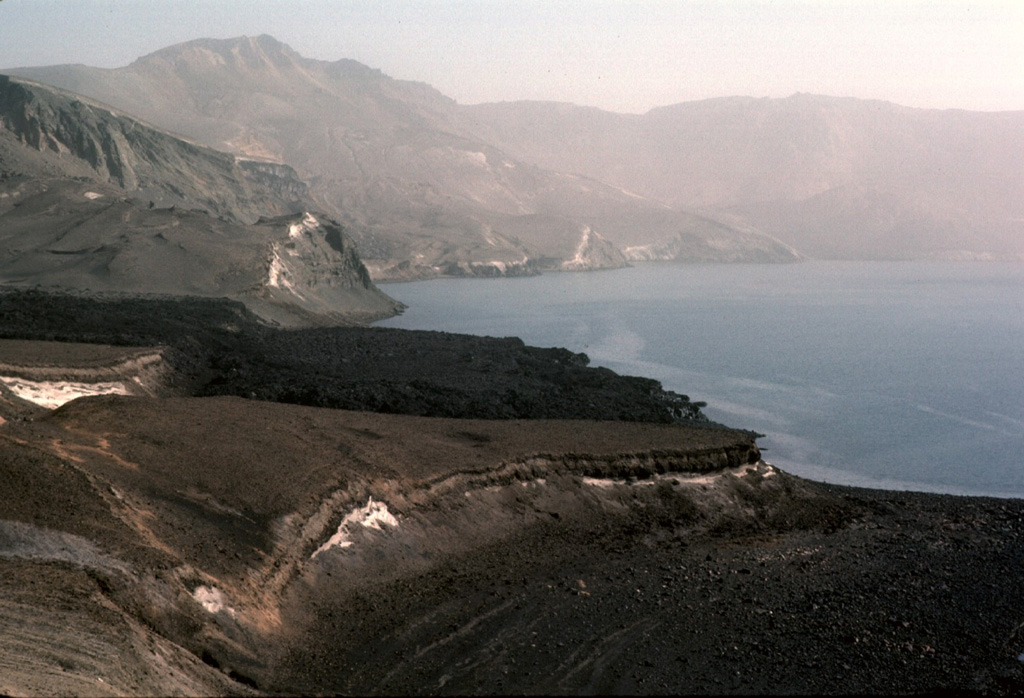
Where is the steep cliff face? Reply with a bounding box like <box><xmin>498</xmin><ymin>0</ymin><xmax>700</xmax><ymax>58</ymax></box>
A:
<box><xmin>0</xmin><ymin>75</ymin><xmax>310</xmax><ymax>224</ymax></box>
<box><xmin>0</xmin><ymin>184</ymin><xmax>402</xmax><ymax>324</ymax></box>
<box><xmin>236</xmin><ymin>158</ymin><xmax>310</xmax><ymax>205</ymax></box>
<box><xmin>0</xmin><ymin>76</ymin><xmax>401</xmax><ymax>325</ymax></box>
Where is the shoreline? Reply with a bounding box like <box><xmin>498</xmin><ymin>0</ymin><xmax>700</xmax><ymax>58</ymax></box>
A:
<box><xmin>1</xmin><ymin>394</ymin><xmax>1023</xmax><ymax>694</ymax></box>
<box><xmin>1</xmin><ymin>287</ymin><xmax>1023</xmax><ymax>693</ymax></box>
<box><xmin>374</xmin><ymin>260</ymin><xmax>1024</xmax><ymax>501</ymax></box>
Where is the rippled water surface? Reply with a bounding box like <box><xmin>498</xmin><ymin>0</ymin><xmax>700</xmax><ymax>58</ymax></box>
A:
<box><xmin>377</xmin><ymin>262</ymin><xmax>1024</xmax><ymax>498</ymax></box>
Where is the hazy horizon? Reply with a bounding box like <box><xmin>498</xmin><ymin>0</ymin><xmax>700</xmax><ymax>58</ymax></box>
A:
<box><xmin>1</xmin><ymin>0</ymin><xmax>1022</xmax><ymax>114</ymax></box>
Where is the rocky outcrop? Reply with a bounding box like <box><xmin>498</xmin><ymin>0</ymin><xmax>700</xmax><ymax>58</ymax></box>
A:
<box><xmin>434</xmin><ymin>257</ymin><xmax>540</xmax><ymax>278</ymax></box>
<box><xmin>0</xmin><ymin>177</ymin><xmax>402</xmax><ymax>326</ymax></box>
<box><xmin>0</xmin><ymin>340</ymin><xmax>171</xmax><ymax>413</ymax></box>
<box><xmin>246</xmin><ymin>212</ymin><xmax>404</xmax><ymax>326</ymax></box>
<box><xmin>623</xmin><ymin>226</ymin><xmax>802</xmax><ymax>263</ymax></box>
<box><xmin>560</xmin><ymin>226</ymin><xmax>628</xmax><ymax>271</ymax></box>
<box><xmin>236</xmin><ymin>158</ymin><xmax>310</xmax><ymax>205</ymax></box>
<box><xmin>0</xmin><ymin>81</ymin><xmax>403</xmax><ymax>326</ymax></box>
<box><xmin>0</xmin><ymin>76</ymin><xmax>404</xmax><ymax>325</ymax></box>
<box><xmin>0</xmin><ymin>339</ymin><xmax>173</xmax><ymax>420</ymax></box>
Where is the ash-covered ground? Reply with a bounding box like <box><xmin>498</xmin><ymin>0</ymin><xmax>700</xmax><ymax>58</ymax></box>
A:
<box><xmin>0</xmin><ymin>287</ymin><xmax>712</xmax><ymax>424</ymax></box>
<box><xmin>1</xmin><ymin>287</ymin><xmax>1023</xmax><ymax>696</ymax></box>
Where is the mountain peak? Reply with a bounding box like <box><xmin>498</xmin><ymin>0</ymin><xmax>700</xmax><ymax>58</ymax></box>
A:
<box><xmin>133</xmin><ymin>34</ymin><xmax>302</xmax><ymax>72</ymax></box>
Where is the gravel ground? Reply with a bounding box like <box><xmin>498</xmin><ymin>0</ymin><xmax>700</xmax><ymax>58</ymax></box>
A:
<box><xmin>272</xmin><ymin>477</ymin><xmax>1024</xmax><ymax>696</ymax></box>
<box><xmin>1</xmin><ymin>287</ymin><xmax>1022</xmax><ymax>695</ymax></box>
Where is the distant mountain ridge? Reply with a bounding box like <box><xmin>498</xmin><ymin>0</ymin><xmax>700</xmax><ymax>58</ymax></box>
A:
<box><xmin>459</xmin><ymin>94</ymin><xmax>1024</xmax><ymax>260</ymax></box>
<box><xmin>8</xmin><ymin>34</ymin><xmax>1023</xmax><ymax>267</ymax></box>
<box><xmin>6</xmin><ymin>35</ymin><xmax>800</xmax><ymax>278</ymax></box>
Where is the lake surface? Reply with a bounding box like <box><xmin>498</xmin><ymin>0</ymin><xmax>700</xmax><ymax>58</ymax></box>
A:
<box><xmin>377</xmin><ymin>262</ymin><xmax>1024</xmax><ymax>499</ymax></box>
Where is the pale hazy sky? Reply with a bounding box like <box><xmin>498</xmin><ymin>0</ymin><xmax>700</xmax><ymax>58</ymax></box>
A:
<box><xmin>1</xmin><ymin>0</ymin><xmax>1022</xmax><ymax>113</ymax></box>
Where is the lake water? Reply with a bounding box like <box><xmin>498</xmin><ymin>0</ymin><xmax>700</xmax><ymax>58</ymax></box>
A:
<box><xmin>376</xmin><ymin>262</ymin><xmax>1024</xmax><ymax>499</ymax></box>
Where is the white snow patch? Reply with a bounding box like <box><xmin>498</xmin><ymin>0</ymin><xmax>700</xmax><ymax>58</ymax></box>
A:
<box><xmin>0</xmin><ymin>377</ymin><xmax>130</xmax><ymax>409</ymax></box>
<box><xmin>465</xmin><ymin>151</ymin><xmax>488</xmax><ymax>167</ymax></box>
<box><xmin>192</xmin><ymin>585</ymin><xmax>237</xmax><ymax>618</ymax></box>
<box><xmin>310</xmin><ymin>497</ymin><xmax>399</xmax><ymax>559</ymax></box>
<box><xmin>83</xmin><ymin>191</ymin><xmax>103</xmax><ymax>200</ymax></box>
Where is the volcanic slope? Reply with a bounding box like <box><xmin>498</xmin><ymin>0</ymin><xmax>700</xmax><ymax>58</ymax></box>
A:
<box><xmin>459</xmin><ymin>95</ymin><xmax>1024</xmax><ymax>260</ymax></box>
<box><xmin>6</xmin><ymin>35</ymin><xmax>799</xmax><ymax>278</ymax></box>
<box><xmin>16</xmin><ymin>34</ymin><xmax>1024</xmax><ymax>263</ymax></box>
<box><xmin>1</xmin><ymin>288</ymin><xmax>1023</xmax><ymax>695</ymax></box>
<box><xmin>2</xmin><ymin>388</ymin><xmax>1023</xmax><ymax>695</ymax></box>
<box><xmin>0</xmin><ymin>74</ymin><xmax>309</xmax><ymax>224</ymax></box>
<box><xmin>0</xmin><ymin>288</ymin><xmax>710</xmax><ymax>424</ymax></box>
<box><xmin>0</xmin><ymin>75</ymin><xmax>402</xmax><ymax>325</ymax></box>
